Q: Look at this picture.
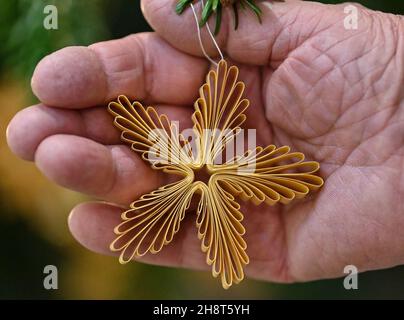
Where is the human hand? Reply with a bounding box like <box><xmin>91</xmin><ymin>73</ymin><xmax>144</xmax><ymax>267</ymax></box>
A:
<box><xmin>7</xmin><ymin>0</ymin><xmax>404</xmax><ymax>283</ymax></box>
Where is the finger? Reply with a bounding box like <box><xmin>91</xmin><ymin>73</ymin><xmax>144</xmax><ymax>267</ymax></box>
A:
<box><xmin>6</xmin><ymin>105</ymin><xmax>118</xmax><ymax>161</ymax></box>
<box><xmin>68</xmin><ymin>202</ymin><xmax>207</xmax><ymax>270</ymax></box>
<box><xmin>7</xmin><ymin>103</ymin><xmax>193</xmax><ymax>161</ymax></box>
<box><xmin>141</xmin><ymin>0</ymin><xmax>336</xmax><ymax>65</ymax></box>
<box><xmin>31</xmin><ymin>33</ymin><xmax>208</xmax><ymax>108</ymax></box>
<box><xmin>34</xmin><ymin>134</ymin><xmax>163</xmax><ymax>204</ymax></box>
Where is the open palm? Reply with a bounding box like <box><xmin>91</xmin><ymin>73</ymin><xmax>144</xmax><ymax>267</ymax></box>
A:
<box><xmin>7</xmin><ymin>0</ymin><xmax>404</xmax><ymax>284</ymax></box>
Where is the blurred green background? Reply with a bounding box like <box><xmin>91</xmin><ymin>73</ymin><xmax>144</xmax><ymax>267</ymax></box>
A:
<box><xmin>1</xmin><ymin>0</ymin><xmax>403</xmax><ymax>299</ymax></box>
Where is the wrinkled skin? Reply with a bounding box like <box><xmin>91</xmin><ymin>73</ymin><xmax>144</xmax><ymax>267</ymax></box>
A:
<box><xmin>6</xmin><ymin>0</ymin><xmax>404</xmax><ymax>283</ymax></box>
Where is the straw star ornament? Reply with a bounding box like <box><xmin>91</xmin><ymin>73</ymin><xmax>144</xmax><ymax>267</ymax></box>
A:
<box><xmin>108</xmin><ymin>60</ymin><xmax>324</xmax><ymax>289</ymax></box>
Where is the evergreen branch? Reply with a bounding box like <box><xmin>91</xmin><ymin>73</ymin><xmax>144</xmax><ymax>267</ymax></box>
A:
<box><xmin>176</xmin><ymin>0</ymin><xmax>284</xmax><ymax>35</ymax></box>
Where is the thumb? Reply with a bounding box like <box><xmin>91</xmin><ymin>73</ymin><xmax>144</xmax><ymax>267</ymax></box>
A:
<box><xmin>141</xmin><ymin>0</ymin><xmax>346</xmax><ymax>66</ymax></box>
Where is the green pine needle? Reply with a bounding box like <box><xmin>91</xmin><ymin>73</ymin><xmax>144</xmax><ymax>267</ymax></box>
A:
<box><xmin>214</xmin><ymin>5</ymin><xmax>222</xmax><ymax>35</ymax></box>
<box><xmin>212</xmin><ymin>0</ymin><xmax>220</xmax><ymax>11</ymax></box>
<box><xmin>200</xmin><ymin>0</ymin><xmax>213</xmax><ymax>27</ymax></box>
<box><xmin>243</xmin><ymin>0</ymin><xmax>262</xmax><ymax>23</ymax></box>
<box><xmin>175</xmin><ymin>0</ymin><xmax>194</xmax><ymax>14</ymax></box>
